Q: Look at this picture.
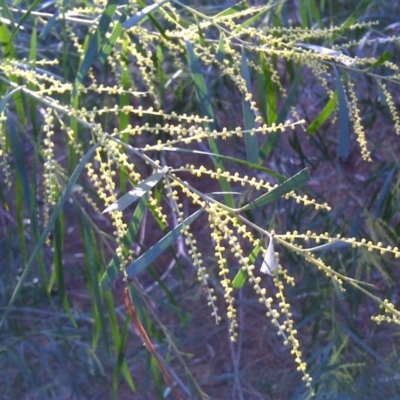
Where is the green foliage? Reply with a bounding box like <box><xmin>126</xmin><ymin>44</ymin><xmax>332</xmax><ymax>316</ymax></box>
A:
<box><xmin>1</xmin><ymin>0</ymin><xmax>400</xmax><ymax>398</ymax></box>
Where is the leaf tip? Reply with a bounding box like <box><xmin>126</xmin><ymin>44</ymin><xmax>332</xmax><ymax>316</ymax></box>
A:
<box><xmin>102</xmin><ymin>203</ymin><xmax>118</xmax><ymax>213</ymax></box>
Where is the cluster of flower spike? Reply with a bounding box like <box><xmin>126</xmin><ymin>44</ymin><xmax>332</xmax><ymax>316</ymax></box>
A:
<box><xmin>182</xmin><ymin>164</ymin><xmax>331</xmax><ymax>211</ymax></box>
<box><xmin>371</xmin><ymin>299</ymin><xmax>400</xmax><ymax>326</ymax></box>
<box><xmin>2</xmin><ymin>2</ymin><xmax>400</xmax><ymax>398</ymax></box>
<box><xmin>207</xmin><ymin>203</ymin><xmax>239</xmax><ymax>340</ymax></box>
<box><xmin>276</xmin><ymin>230</ymin><xmax>400</xmax><ymax>258</ymax></box>
<box><xmin>216</xmin><ymin>212</ymin><xmax>314</xmax><ymax>390</ymax></box>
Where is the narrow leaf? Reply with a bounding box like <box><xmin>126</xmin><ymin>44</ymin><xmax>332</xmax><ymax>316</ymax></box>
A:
<box><xmin>81</xmin><ymin>218</ymin><xmax>109</xmax><ymax>351</ymax></box>
<box><xmin>307</xmin><ymin>92</ymin><xmax>338</xmax><ymax>135</ymax></box>
<box><xmin>302</xmin><ymin>240</ymin><xmax>350</xmax><ymax>253</ymax></box>
<box><xmin>8</xmin><ymin>0</ymin><xmax>41</xmax><ymax>44</ymax></box>
<box><xmin>0</xmin><ymin>8</ymin><xmax>15</xmax><ymax>57</ymax></box>
<box><xmin>105</xmin><ymin>292</ymin><xmax>136</xmax><ymax>394</ymax></box>
<box><xmin>29</xmin><ymin>20</ymin><xmax>37</xmax><ymax>64</ymax></box>
<box><xmin>216</xmin><ymin>33</ymin><xmax>225</xmax><ymax>63</ymax></box>
<box><xmin>73</xmin><ymin>0</ymin><xmax>119</xmax><ymax>97</ymax></box>
<box><xmin>98</xmin><ymin>8</ymin><xmax>129</xmax><ymax>66</ymax></box>
<box><xmin>100</xmin><ymin>197</ymin><xmax>147</xmax><ymax>291</ymax></box>
<box><xmin>122</xmin><ymin>0</ymin><xmax>169</xmax><ymax>29</ymax></box>
<box><xmin>259</xmin><ymin>67</ymin><xmax>301</xmax><ymax>160</ymax></box>
<box><xmin>241</xmin><ymin>47</ymin><xmax>258</xmax><ymax>164</ymax></box>
<box><xmin>340</xmin><ymin>325</ymin><xmax>384</xmax><ymax>363</ymax></box>
<box><xmin>40</xmin><ymin>8</ymin><xmax>59</xmax><ymax>38</ymax></box>
<box><xmin>232</xmin><ymin>243</ymin><xmax>262</xmax><ymax>289</ymax></box>
<box><xmin>0</xmin><ymin>0</ymin><xmax>15</xmax><ymax>29</ymax></box>
<box><xmin>332</xmin><ymin>277</ymin><xmax>345</xmax><ymax>301</ymax></box>
<box><xmin>214</xmin><ymin>0</ymin><xmax>248</xmax><ymax>18</ymax></box>
<box><xmin>164</xmin><ymin>147</ymin><xmax>285</xmax><ymax>179</ymax></box>
<box><xmin>239</xmin><ymin>168</ymin><xmax>310</xmax><ymax>211</ymax></box>
<box><xmin>185</xmin><ymin>38</ymin><xmax>234</xmax><ymax>208</ymax></box>
<box><xmin>232</xmin><ymin>6</ymin><xmax>271</xmax><ymax>34</ymax></box>
<box><xmin>297</xmin><ymin>43</ymin><xmax>341</xmax><ymax>57</ymax></box>
<box><xmin>133</xmin><ymin>0</ymin><xmax>168</xmax><ymax>39</ymax></box>
<box><xmin>0</xmin><ymin>87</ymin><xmax>22</xmax><ymax>114</ymax></box>
<box><xmin>15</xmin><ymin>174</ymin><xmax>27</xmax><ymax>263</ymax></box>
<box><xmin>40</xmin><ymin>0</ymin><xmax>69</xmax><ymax>39</ymax></box>
<box><xmin>0</xmin><ymin>143</ymin><xmax>99</xmax><ymax>329</ymax></box>
<box><xmin>277</xmin><ymin>67</ymin><xmax>301</xmax><ymax>123</ymax></box>
<box><xmin>260</xmin><ymin>53</ymin><xmax>277</xmax><ymax>125</ymax></box>
<box><xmin>7</xmin><ymin>111</ymin><xmax>30</xmax><ymax>205</ymax></box>
<box><xmin>376</xmin><ymin>80</ymin><xmax>388</xmax><ymax>107</ymax></box>
<box><xmin>308</xmin><ymin>0</ymin><xmax>322</xmax><ymax>28</ymax></box>
<box><xmin>327</xmin><ymin>0</ymin><xmax>372</xmax><ymax>45</ymax></box>
<box><xmin>112</xmin><ymin>316</ymin><xmax>136</xmax><ymax>397</ymax></box>
<box><xmin>103</xmin><ymin>168</ymin><xmax>168</xmax><ymax>213</ymax></box>
<box><xmin>367</xmin><ymin>51</ymin><xmax>392</xmax><ymax>70</ymax></box>
<box><xmin>54</xmin><ymin>212</ymin><xmax>76</xmax><ymax>325</ymax></box>
<box><xmin>126</xmin><ymin>208</ymin><xmax>204</xmax><ymax>279</ymax></box>
<box><xmin>185</xmin><ymin>39</ymin><xmax>215</xmax><ymax>129</ymax></box>
<box><xmin>335</xmin><ymin>67</ymin><xmax>349</xmax><ymax>159</ymax></box>
<box><xmin>374</xmin><ymin>168</ymin><xmax>395</xmax><ymax>218</ymax></box>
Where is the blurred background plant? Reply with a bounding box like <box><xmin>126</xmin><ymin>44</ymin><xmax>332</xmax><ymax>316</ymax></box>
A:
<box><xmin>1</xmin><ymin>0</ymin><xmax>400</xmax><ymax>399</ymax></box>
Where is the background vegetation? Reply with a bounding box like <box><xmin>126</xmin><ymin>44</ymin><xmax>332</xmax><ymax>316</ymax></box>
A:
<box><xmin>1</xmin><ymin>0</ymin><xmax>400</xmax><ymax>399</ymax></box>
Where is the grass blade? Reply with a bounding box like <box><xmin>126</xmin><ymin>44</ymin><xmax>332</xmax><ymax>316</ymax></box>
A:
<box><xmin>103</xmin><ymin>168</ymin><xmax>168</xmax><ymax>213</ymax></box>
<box><xmin>335</xmin><ymin>67</ymin><xmax>349</xmax><ymax>159</ymax></box>
<box><xmin>185</xmin><ymin>39</ymin><xmax>215</xmax><ymax>130</ymax></box>
<box><xmin>185</xmin><ymin>38</ymin><xmax>234</xmax><ymax>208</ymax></box>
<box><xmin>98</xmin><ymin>7</ymin><xmax>129</xmax><ymax>66</ymax></box>
<box><xmin>7</xmin><ymin>0</ymin><xmax>41</xmax><ymax>44</ymax></box>
<box><xmin>239</xmin><ymin>168</ymin><xmax>310</xmax><ymax>211</ymax></box>
<box><xmin>40</xmin><ymin>0</ymin><xmax>70</xmax><ymax>39</ymax></box>
<box><xmin>0</xmin><ymin>9</ymin><xmax>15</xmax><ymax>57</ymax></box>
<box><xmin>367</xmin><ymin>51</ymin><xmax>392</xmax><ymax>70</ymax></box>
<box><xmin>134</xmin><ymin>0</ymin><xmax>167</xmax><ymax>39</ymax></box>
<box><xmin>374</xmin><ymin>168</ymin><xmax>395</xmax><ymax>218</ymax></box>
<box><xmin>216</xmin><ymin>33</ymin><xmax>225</xmax><ymax>63</ymax></box>
<box><xmin>72</xmin><ymin>0</ymin><xmax>119</xmax><ymax>97</ymax></box>
<box><xmin>100</xmin><ymin>197</ymin><xmax>147</xmax><ymax>291</ymax></box>
<box><xmin>54</xmin><ymin>211</ymin><xmax>76</xmax><ymax>325</ymax></box>
<box><xmin>112</xmin><ymin>316</ymin><xmax>135</xmax><ymax>398</ymax></box>
<box><xmin>165</xmin><ymin>147</ymin><xmax>286</xmax><ymax>180</ymax></box>
<box><xmin>80</xmin><ymin>216</ymin><xmax>110</xmax><ymax>352</ymax></box>
<box><xmin>6</xmin><ymin>111</ymin><xmax>30</xmax><ymax>205</ymax></box>
<box><xmin>259</xmin><ymin>53</ymin><xmax>277</xmax><ymax>126</ymax></box>
<box><xmin>126</xmin><ymin>208</ymin><xmax>204</xmax><ymax>279</ymax></box>
<box><xmin>214</xmin><ymin>0</ymin><xmax>248</xmax><ymax>18</ymax></box>
<box><xmin>232</xmin><ymin>242</ymin><xmax>262</xmax><ymax>289</ymax></box>
<box><xmin>241</xmin><ymin>47</ymin><xmax>258</xmax><ymax>164</ymax></box>
<box><xmin>327</xmin><ymin>0</ymin><xmax>372</xmax><ymax>45</ymax></box>
<box><xmin>259</xmin><ymin>67</ymin><xmax>301</xmax><ymax>160</ymax></box>
<box><xmin>0</xmin><ymin>0</ymin><xmax>15</xmax><ymax>29</ymax></box>
<box><xmin>277</xmin><ymin>67</ymin><xmax>301</xmax><ymax>124</ymax></box>
<box><xmin>307</xmin><ymin>92</ymin><xmax>338</xmax><ymax>135</ymax></box>
<box><xmin>122</xmin><ymin>0</ymin><xmax>169</xmax><ymax>29</ymax></box>
<box><xmin>232</xmin><ymin>6</ymin><xmax>271</xmax><ymax>34</ymax></box>
<box><xmin>14</xmin><ymin>173</ymin><xmax>27</xmax><ymax>263</ymax></box>
<box><xmin>0</xmin><ymin>143</ymin><xmax>100</xmax><ymax>329</ymax></box>
<box><xmin>0</xmin><ymin>87</ymin><xmax>22</xmax><ymax>113</ymax></box>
